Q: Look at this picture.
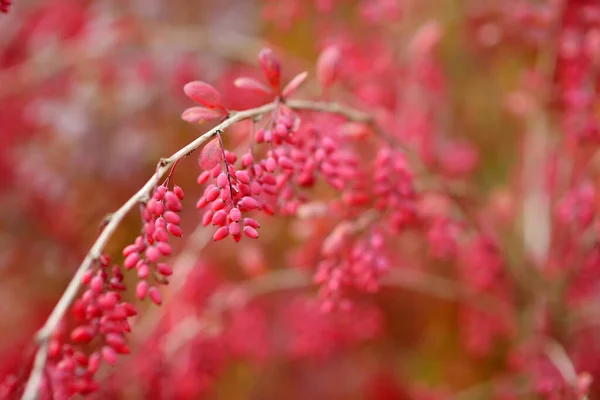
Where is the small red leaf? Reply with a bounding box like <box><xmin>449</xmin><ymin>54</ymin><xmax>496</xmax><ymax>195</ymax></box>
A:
<box><xmin>183</xmin><ymin>81</ymin><xmax>224</xmax><ymax>109</ymax></box>
<box><xmin>258</xmin><ymin>48</ymin><xmax>281</xmax><ymax>91</ymax></box>
<box><xmin>234</xmin><ymin>77</ymin><xmax>273</xmax><ymax>95</ymax></box>
<box><xmin>198</xmin><ymin>139</ymin><xmax>223</xmax><ymax>170</ymax></box>
<box><xmin>317</xmin><ymin>46</ymin><xmax>341</xmax><ymax>89</ymax></box>
<box><xmin>282</xmin><ymin>71</ymin><xmax>308</xmax><ymax>98</ymax></box>
<box><xmin>181</xmin><ymin>107</ymin><xmax>225</xmax><ymax>123</ymax></box>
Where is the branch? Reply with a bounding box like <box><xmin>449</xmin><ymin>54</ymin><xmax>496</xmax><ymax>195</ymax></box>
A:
<box><xmin>18</xmin><ymin>98</ymin><xmax>419</xmax><ymax>399</ymax></box>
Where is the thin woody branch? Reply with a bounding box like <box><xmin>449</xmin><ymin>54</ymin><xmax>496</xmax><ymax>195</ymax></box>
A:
<box><xmin>19</xmin><ymin>98</ymin><xmax>425</xmax><ymax>399</ymax></box>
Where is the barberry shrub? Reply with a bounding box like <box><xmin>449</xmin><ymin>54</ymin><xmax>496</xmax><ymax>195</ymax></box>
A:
<box><xmin>1</xmin><ymin>0</ymin><xmax>600</xmax><ymax>399</ymax></box>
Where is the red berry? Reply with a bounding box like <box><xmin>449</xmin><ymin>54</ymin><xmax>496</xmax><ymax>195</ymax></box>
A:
<box><xmin>243</xmin><ymin>226</ymin><xmax>259</xmax><ymax>239</ymax></box>
<box><xmin>136</xmin><ymin>281</ymin><xmax>149</xmax><ymax>300</ymax></box>
<box><xmin>167</xmin><ymin>223</ymin><xmax>183</xmax><ymax>237</ymax></box>
<box><xmin>148</xmin><ymin>287</ymin><xmax>163</xmax><ymax>305</ymax></box>
<box><xmin>213</xmin><ymin>226</ymin><xmax>230</xmax><ymax>241</ymax></box>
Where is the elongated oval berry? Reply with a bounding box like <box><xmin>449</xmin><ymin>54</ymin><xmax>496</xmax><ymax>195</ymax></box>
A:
<box><xmin>82</xmin><ymin>290</ymin><xmax>94</xmax><ymax>303</ymax></box>
<box><xmin>225</xmin><ymin>151</ymin><xmax>237</xmax><ymax>164</ymax></box>
<box><xmin>217</xmin><ymin>172</ymin><xmax>228</xmax><ymax>188</ymax></box>
<box><xmin>212</xmin><ymin>209</ymin><xmax>228</xmax><ymax>226</ymax></box>
<box><xmin>264</xmin><ymin>130</ymin><xmax>273</xmax><ymax>142</ymax></box>
<box><xmin>136</xmin><ymin>281</ymin><xmax>149</xmax><ymax>300</ymax></box>
<box><xmin>197</xmin><ymin>197</ymin><xmax>209</xmax><ymax>209</ymax></box>
<box><xmin>122</xmin><ymin>244</ymin><xmax>139</xmax><ymax>257</ymax></box>
<box><xmin>242</xmin><ymin>152</ymin><xmax>254</xmax><ymax>167</ymax></box>
<box><xmin>88</xmin><ymin>352</ymin><xmax>101</xmax><ymax>374</ymax></box>
<box><xmin>99</xmin><ymin>254</ymin><xmax>111</xmax><ymax>266</ymax></box>
<box><xmin>206</xmin><ymin>187</ymin><xmax>221</xmax><ymax>202</ymax></box>
<box><xmin>213</xmin><ymin>226</ymin><xmax>230</xmax><ymax>241</ymax></box>
<box><xmin>57</xmin><ymin>358</ymin><xmax>76</xmax><ymax>372</ymax></box>
<box><xmin>121</xmin><ymin>302</ymin><xmax>137</xmax><ymax>317</ymax></box>
<box><xmin>153</xmin><ymin>201</ymin><xmax>165</xmax><ymax>216</ymax></box>
<box><xmin>154</xmin><ymin>186</ymin><xmax>167</xmax><ymax>200</ymax></box>
<box><xmin>82</xmin><ymin>270</ymin><xmax>93</xmax><ymax>285</ymax></box>
<box><xmin>263</xmin><ymin>184</ymin><xmax>277</xmax><ymax>195</ymax></box>
<box><xmin>98</xmin><ymin>293</ymin><xmax>118</xmax><ymax>310</ymax></box>
<box><xmin>243</xmin><ymin>217</ymin><xmax>260</xmax><ymax>229</ymax></box>
<box><xmin>165</xmin><ymin>192</ymin><xmax>182</xmax><ymax>212</ymax></box>
<box><xmin>229</xmin><ymin>222</ymin><xmax>241</xmax><ymax>236</ymax></box>
<box><xmin>173</xmin><ymin>185</ymin><xmax>184</xmax><ymax>200</ymax></box>
<box><xmin>156</xmin><ymin>242</ymin><xmax>172</xmax><ymax>255</ymax></box>
<box><xmin>167</xmin><ymin>223</ymin><xmax>183</xmax><ymax>237</ymax></box>
<box><xmin>148</xmin><ymin>287</ymin><xmax>162</xmax><ymax>305</ymax></box>
<box><xmin>197</xmin><ymin>170</ymin><xmax>211</xmax><ymax>184</ymax></box>
<box><xmin>211</xmin><ymin>163</ymin><xmax>222</xmax><ymax>177</ymax></box>
<box><xmin>202</xmin><ymin>210</ymin><xmax>214</xmax><ymax>226</ymax></box>
<box><xmin>106</xmin><ymin>333</ymin><xmax>125</xmax><ymax>349</ymax></box>
<box><xmin>238</xmin><ymin>183</ymin><xmax>250</xmax><ymax>196</ymax></box>
<box><xmin>229</xmin><ymin>207</ymin><xmax>242</xmax><ymax>222</ymax></box>
<box><xmin>153</xmin><ymin>228</ymin><xmax>169</xmax><ymax>242</ymax></box>
<box><xmin>123</xmin><ymin>253</ymin><xmax>140</xmax><ymax>269</ymax></box>
<box><xmin>255</xmin><ymin>128</ymin><xmax>265</xmax><ymax>143</ymax></box>
<box><xmin>220</xmin><ymin>187</ymin><xmax>231</xmax><ymax>201</ymax></box>
<box><xmin>146</xmin><ymin>246</ymin><xmax>160</xmax><ymax>262</ymax></box>
<box><xmin>262</xmin><ymin>173</ymin><xmax>276</xmax><ymax>185</ymax></box>
<box><xmin>235</xmin><ymin>170</ymin><xmax>250</xmax><ymax>184</ymax></box>
<box><xmin>137</xmin><ymin>263</ymin><xmax>150</xmax><ymax>279</ymax></box>
<box><xmin>243</xmin><ymin>226</ymin><xmax>259</xmax><ymax>239</ymax></box>
<box><xmin>102</xmin><ymin>346</ymin><xmax>118</xmax><ymax>365</ymax></box>
<box><xmin>278</xmin><ymin>156</ymin><xmax>294</xmax><ymax>170</ymax></box>
<box><xmin>90</xmin><ymin>276</ymin><xmax>104</xmax><ymax>294</ymax></box>
<box><xmin>144</xmin><ymin>222</ymin><xmax>156</xmax><ymax>238</ymax></box>
<box><xmin>250</xmin><ymin>181</ymin><xmax>262</xmax><ymax>195</ymax></box>
<box><xmin>71</xmin><ymin>326</ymin><xmax>94</xmax><ymax>344</ymax></box>
<box><xmin>157</xmin><ymin>263</ymin><xmax>173</xmax><ymax>276</ymax></box>
<box><xmin>212</xmin><ymin>198</ymin><xmax>226</xmax><ymax>211</ymax></box>
<box><xmin>73</xmin><ymin>351</ymin><xmax>88</xmax><ymax>366</ymax></box>
<box><xmin>239</xmin><ymin>196</ymin><xmax>259</xmax><ymax>211</ymax></box>
<box><xmin>183</xmin><ymin>81</ymin><xmax>224</xmax><ymax>109</ymax></box>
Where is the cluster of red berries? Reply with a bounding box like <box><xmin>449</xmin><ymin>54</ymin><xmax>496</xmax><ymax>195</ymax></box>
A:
<box><xmin>41</xmin><ymin>255</ymin><xmax>136</xmax><ymax>396</ymax></box>
<box><xmin>373</xmin><ymin>147</ymin><xmax>417</xmax><ymax>230</ymax></box>
<box><xmin>197</xmin><ymin>144</ymin><xmax>262</xmax><ymax>242</ymax></box>
<box><xmin>121</xmin><ymin>185</ymin><xmax>184</xmax><ymax>305</ymax></box>
<box><xmin>315</xmin><ymin>222</ymin><xmax>390</xmax><ymax>311</ymax></box>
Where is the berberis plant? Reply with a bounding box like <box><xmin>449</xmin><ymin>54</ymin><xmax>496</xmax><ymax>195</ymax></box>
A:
<box><xmin>1</xmin><ymin>0</ymin><xmax>600</xmax><ymax>399</ymax></box>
